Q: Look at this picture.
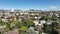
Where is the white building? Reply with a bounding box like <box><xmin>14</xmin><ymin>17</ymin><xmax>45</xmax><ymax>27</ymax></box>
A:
<box><xmin>55</xmin><ymin>13</ymin><xmax>59</xmax><ymax>17</ymax></box>
<box><xmin>33</xmin><ymin>20</ymin><xmax>46</xmax><ymax>26</ymax></box>
<box><xmin>33</xmin><ymin>20</ymin><xmax>39</xmax><ymax>25</ymax></box>
<box><xmin>2</xmin><ymin>18</ymin><xmax>8</xmax><ymax>22</ymax></box>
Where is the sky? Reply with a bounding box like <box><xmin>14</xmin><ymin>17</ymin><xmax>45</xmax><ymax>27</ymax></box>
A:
<box><xmin>0</xmin><ymin>0</ymin><xmax>60</xmax><ymax>10</ymax></box>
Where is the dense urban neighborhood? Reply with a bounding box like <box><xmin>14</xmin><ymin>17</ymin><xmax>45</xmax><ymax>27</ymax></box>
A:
<box><xmin>0</xmin><ymin>9</ymin><xmax>60</xmax><ymax>34</ymax></box>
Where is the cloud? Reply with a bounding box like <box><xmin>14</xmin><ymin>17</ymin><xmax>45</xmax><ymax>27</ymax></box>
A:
<box><xmin>50</xmin><ymin>6</ymin><xmax>57</xmax><ymax>9</ymax></box>
<box><xmin>49</xmin><ymin>6</ymin><xmax>60</xmax><ymax>11</ymax></box>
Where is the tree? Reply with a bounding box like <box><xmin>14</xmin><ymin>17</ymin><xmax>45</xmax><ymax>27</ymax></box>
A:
<box><xmin>42</xmin><ymin>21</ymin><xmax>59</xmax><ymax>34</ymax></box>
<box><xmin>50</xmin><ymin>29</ymin><xmax>59</xmax><ymax>34</ymax></box>
<box><xmin>0</xmin><ymin>20</ymin><xmax>5</xmax><ymax>25</ymax></box>
<box><xmin>19</xmin><ymin>26</ymin><xmax>28</xmax><ymax>34</ymax></box>
<box><xmin>20</xmin><ymin>26</ymin><xmax>28</xmax><ymax>32</ymax></box>
<box><xmin>22</xmin><ymin>18</ymin><xmax>35</xmax><ymax>27</ymax></box>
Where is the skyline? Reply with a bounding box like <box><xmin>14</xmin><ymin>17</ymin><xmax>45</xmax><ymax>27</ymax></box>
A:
<box><xmin>0</xmin><ymin>0</ymin><xmax>60</xmax><ymax>10</ymax></box>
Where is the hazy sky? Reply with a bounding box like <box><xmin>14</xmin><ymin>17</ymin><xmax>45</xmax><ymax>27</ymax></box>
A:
<box><xmin>0</xmin><ymin>0</ymin><xmax>60</xmax><ymax>10</ymax></box>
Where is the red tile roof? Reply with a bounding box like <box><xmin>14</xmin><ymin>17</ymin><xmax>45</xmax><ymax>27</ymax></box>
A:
<box><xmin>9</xmin><ymin>28</ymin><xmax>19</xmax><ymax>34</ymax></box>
